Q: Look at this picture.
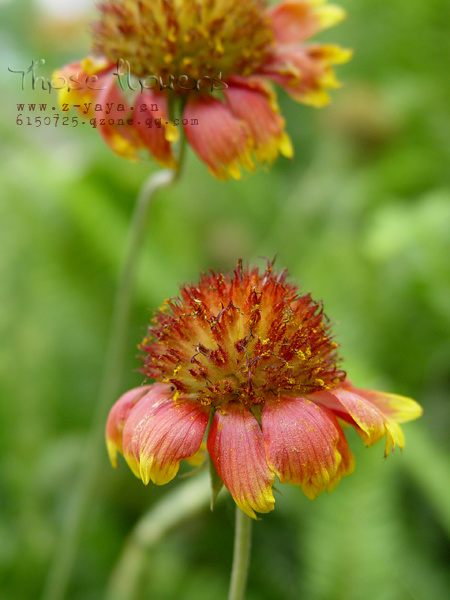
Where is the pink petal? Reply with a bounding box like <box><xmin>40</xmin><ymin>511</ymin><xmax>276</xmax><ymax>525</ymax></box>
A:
<box><xmin>105</xmin><ymin>384</ymin><xmax>154</xmax><ymax>467</ymax></box>
<box><xmin>346</xmin><ymin>382</ymin><xmax>423</xmax><ymax>423</ymax></box>
<box><xmin>133</xmin><ymin>90</ymin><xmax>178</xmax><ymax>168</ymax></box>
<box><xmin>53</xmin><ymin>57</ymin><xmax>112</xmax><ymax>111</ymax></box>
<box><xmin>328</xmin><ymin>416</ymin><xmax>355</xmax><ymax>491</ymax></box>
<box><xmin>224</xmin><ymin>76</ymin><xmax>293</xmax><ymax>163</ymax></box>
<box><xmin>313</xmin><ymin>388</ymin><xmax>386</xmax><ymax>444</ymax></box>
<box><xmin>268</xmin><ymin>0</ymin><xmax>345</xmax><ymax>44</ymax></box>
<box><xmin>262</xmin><ymin>395</ymin><xmax>354</xmax><ymax>499</ymax></box>
<box><xmin>122</xmin><ymin>389</ymin><xmax>209</xmax><ymax>485</ymax></box>
<box><xmin>95</xmin><ymin>76</ymin><xmax>144</xmax><ymax>159</ymax></box>
<box><xmin>183</xmin><ymin>94</ymin><xmax>254</xmax><ymax>180</ymax></box>
<box><xmin>207</xmin><ymin>401</ymin><xmax>275</xmax><ymax>518</ymax></box>
<box><xmin>312</xmin><ymin>382</ymin><xmax>413</xmax><ymax>456</ymax></box>
<box><xmin>261</xmin><ymin>44</ymin><xmax>352</xmax><ymax>107</ymax></box>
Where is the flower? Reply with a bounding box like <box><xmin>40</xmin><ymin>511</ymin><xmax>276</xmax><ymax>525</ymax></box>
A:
<box><xmin>106</xmin><ymin>261</ymin><xmax>422</xmax><ymax>518</ymax></box>
<box><xmin>54</xmin><ymin>0</ymin><xmax>351</xmax><ymax>179</ymax></box>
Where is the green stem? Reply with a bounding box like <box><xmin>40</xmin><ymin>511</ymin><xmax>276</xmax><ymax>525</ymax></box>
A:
<box><xmin>41</xmin><ymin>167</ymin><xmax>178</xmax><ymax>600</ymax></box>
<box><xmin>228</xmin><ymin>508</ymin><xmax>253</xmax><ymax>600</ymax></box>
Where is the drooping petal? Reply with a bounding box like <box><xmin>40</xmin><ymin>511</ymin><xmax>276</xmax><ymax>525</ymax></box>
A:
<box><xmin>224</xmin><ymin>76</ymin><xmax>293</xmax><ymax>164</ymax></box>
<box><xmin>53</xmin><ymin>56</ymin><xmax>112</xmax><ymax>111</ymax></box>
<box><xmin>105</xmin><ymin>384</ymin><xmax>154</xmax><ymax>467</ymax></box>
<box><xmin>347</xmin><ymin>384</ymin><xmax>423</xmax><ymax>423</ymax></box>
<box><xmin>262</xmin><ymin>395</ymin><xmax>354</xmax><ymax>499</ymax></box>
<box><xmin>261</xmin><ymin>44</ymin><xmax>352</xmax><ymax>107</ymax></box>
<box><xmin>132</xmin><ymin>90</ymin><xmax>178</xmax><ymax>168</ymax></box>
<box><xmin>54</xmin><ymin>58</ymin><xmax>143</xmax><ymax>159</ymax></box>
<box><xmin>122</xmin><ymin>389</ymin><xmax>209</xmax><ymax>485</ymax></box>
<box><xmin>312</xmin><ymin>383</ymin><xmax>414</xmax><ymax>456</ymax></box>
<box><xmin>207</xmin><ymin>401</ymin><xmax>275</xmax><ymax>518</ymax></box>
<box><xmin>183</xmin><ymin>94</ymin><xmax>255</xmax><ymax>180</ymax></box>
<box><xmin>327</xmin><ymin>416</ymin><xmax>355</xmax><ymax>492</ymax></box>
<box><xmin>339</xmin><ymin>381</ymin><xmax>421</xmax><ymax>455</ymax></box>
<box><xmin>313</xmin><ymin>388</ymin><xmax>386</xmax><ymax>443</ymax></box>
<box><xmin>268</xmin><ymin>0</ymin><xmax>346</xmax><ymax>45</ymax></box>
<box><xmin>184</xmin><ymin>442</ymin><xmax>208</xmax><ymax>467</ymax></box>
<box><xmin>384</xmin><ymin>420</ymin><xmax>405</xmax><ymax>455</ymax></box>
<box><xmin>95</xmin><ymin>75</ymin><xmax>144</xmax><ymax>159</ymax></box>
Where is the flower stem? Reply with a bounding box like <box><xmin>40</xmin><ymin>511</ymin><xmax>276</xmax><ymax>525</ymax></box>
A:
<box><xmin>41</xmin><ymin>168</ymin><xmax>178</xmax><ymax>600</ymax></box>
<box><xmin>228</xmin><ymin>508</ymin><xmax>253</xmax><ymax>600</ymax></box>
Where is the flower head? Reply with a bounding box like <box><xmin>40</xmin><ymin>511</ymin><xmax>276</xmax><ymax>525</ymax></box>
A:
<box><xmin>55</xmin><ymin>0</ymin><xmax>351</xmax><ymax>179</ymax></box>
<box><xmin>106</xmin><ymin>262</ymin><xmax>422</xmax><ymax>518</ymax></box>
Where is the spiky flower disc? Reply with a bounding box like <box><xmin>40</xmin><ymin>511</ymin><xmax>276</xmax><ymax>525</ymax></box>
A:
<box><xmin>92</xmin><ymin>0</ymin><xmax>274</xmax><ymax>81</ymax></box>
<box><xmin>140</xmin><ymin>261</ymin><xmax>345</xmax><ymax>406</ymax></box>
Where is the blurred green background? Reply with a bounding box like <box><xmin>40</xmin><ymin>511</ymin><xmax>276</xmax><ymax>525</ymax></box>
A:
<box><xmin>1</xmin><ymin>0</ymin><xmax>449</xmax><ymax>599</ymax></box>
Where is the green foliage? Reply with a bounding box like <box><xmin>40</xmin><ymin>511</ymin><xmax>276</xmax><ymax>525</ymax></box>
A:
<box><xmin>1</xmin><ymin>0</ymin><xmax>449</xmax><ymax>599</ymax></box>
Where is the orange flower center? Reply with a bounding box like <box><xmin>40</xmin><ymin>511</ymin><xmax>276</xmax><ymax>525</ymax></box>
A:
<box><xmin>140</xmin><ymin>263</ymin><xmax>345</xmax><ymax>407</ymax></box>
<box><xmin>92</xmin><ymin>0</ymin><xmax>274</xmax><ymax>81</ymax></box>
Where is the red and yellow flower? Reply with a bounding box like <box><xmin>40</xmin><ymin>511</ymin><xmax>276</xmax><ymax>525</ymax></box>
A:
<box><xmin>106</xmin><ymin>262</ymin><xmax>422</xmax><ymax>518</ymax></box>
<box><xmin>55</xmin><ymin>0</ymin><xmax>351</xmax><ymax>179</ymax></box>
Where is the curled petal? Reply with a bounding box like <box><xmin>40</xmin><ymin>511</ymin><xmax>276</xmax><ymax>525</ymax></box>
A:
<box><xmin>105</xmin><ymin>385</ymin><xmax>154</xmax><ymax>467</ymax></box>
<box><xmin>313</xmin><ymin>383</ymin><xmax>415</xmax><ymax>456</ymax></box>
<box><xmin>384</xmin><ymin>420</ymin><xmax>405</xmax><ymax>455</ymax></box>
<box><xmin>225</xmin><ymin>76</ymin><xmax>293</xmax><ymax>164</ymax></box>
<box><xmin>133</xmin><ymin>91</ymin><xmax>178</xmax><ymax>168</ymax></box>
<box><xmin>261</xmin><ymin>44</ymin><xmax>352</xmax><ymax>107</ymax></box>
<box><xmin>340</xmin><ymin>381</ymin><xmax>421</xmax><ymax>455</ymax></box>
<box><xmin>346</xmin><ymin>384</ymin><xmax>423</xmax><ymax>423</ymax></box>
<box><xmin>262</xmin><ymin>396</ymin><xmax>354</xmax><ymax>499</ymax></box>
<box><xmin>269</xmin><ymin>0</ymin><xmax>346</xmax><ymax>45</ymax></box>
<box><xmin>314</xmin><ymin>388</ymin><xmax>386</xmax><ymax>444</ymax></box>
<box><xmin>183</xmin><ymin>94</ymin><xmax>254</xmax><ymax>180</ymax></box>
<box><xmin>122</xmin><ymin>390</ymin><xmax>209</xmax><ymax>485</ymax></box>
<box><xmin>207</xmin><ymin>402</ymin><xmax>275</xmax><ymax>518</ymax></box>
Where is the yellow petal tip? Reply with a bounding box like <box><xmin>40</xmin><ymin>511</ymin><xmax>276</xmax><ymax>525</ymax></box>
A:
<box><xmin>106</xmin><ymin>439</ymin><xmax>119</xmax><ymax>469</ymax></box>
<box><xmin>316</xmin><ymin>5</ymin><xmax>347</xmax><ymax>30</ymax></box>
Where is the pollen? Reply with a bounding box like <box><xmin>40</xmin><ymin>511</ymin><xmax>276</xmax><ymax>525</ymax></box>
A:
<box><xmin>92</xmin><ymin>0</ymin><xmax>274</xmax><ymax>81</ymax></box>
